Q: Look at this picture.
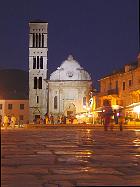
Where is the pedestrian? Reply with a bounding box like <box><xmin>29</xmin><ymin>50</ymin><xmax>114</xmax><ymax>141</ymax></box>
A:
<box><xmin>57</xmin><ymin>115</ymin><xmax>60</xmax><ymax>124</ymax></box>
<box><xmin>102</xmin><ymin>105</ymin><xmax>113</xmax><ymax>131</ymax></box>
<box><xmin>11</xmin><ymin>114</ymin><xmax>16</xmax><ymax>129</ymax></box>
<box><xmin>118</xmin><ymin>109</ymin><xmax>125</xmax><ymax>131</ymax></box>
<box><xmin>50</xmin><ymin>114</ymin><xmax>54</xmax><ymax>124</ymax></box>
<box><xmin>113</xmin><ymin>110</ymin><xmax>119</xmax><ymax>124</ymax></box>
<box><xmin>45</xmin><ymin>114</ymin><xmax>49</xmax><ymax>125</ymax></box>
<box><xmin>4</xmin><ymin>115</ymin><xmax>9</xmax><ymax>130</ymax></box>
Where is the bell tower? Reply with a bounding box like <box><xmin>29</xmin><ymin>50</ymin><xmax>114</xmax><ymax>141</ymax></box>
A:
<box><xmin>29</xmin><ymin>21</ymin><xmax>48</xmax><ymax>122</ymax></box>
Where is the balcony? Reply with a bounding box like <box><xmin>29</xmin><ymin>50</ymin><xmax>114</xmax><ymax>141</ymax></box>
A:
<box><xmin>107</xmin><ymin>89</ymin><xmax>118</xmax><ymax>95</ymax></box>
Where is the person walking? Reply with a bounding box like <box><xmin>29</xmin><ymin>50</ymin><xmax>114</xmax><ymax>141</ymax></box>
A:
<box><xmin>11</xmin><ymin>115</ymin><xmax>16</xmax><ymax>129</ymax></box>
<box><xmin>102</xmin><ymin>105</ymin><xmax>113</xmax><ymax>131</ymax></box>
<box><xmin>4</xmin><ymin>115</ymin><xmax>9</xmax><ymax>130</ymax></box>
<box><xmin>118</xmin><ymin>109</ymin><xmax>125</xmax><ymax>131</ymax></box>
<box><xmin>50</xmin><ymin>114</ymin><xmax>54</xmax><ymax>124</ymax></box>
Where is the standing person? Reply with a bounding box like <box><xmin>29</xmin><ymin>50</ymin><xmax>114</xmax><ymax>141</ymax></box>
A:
<box><xmin>4</xmin><ymin>115</ymin><xmax>9</xmax><ymax>130</ymax></box>
<box><xmin>113</xmin><ymin>110</ymin><xmax>119</xmax><ymax>124</ymax></box>
<box><xmin>45</xmin><ymin>114</ymin><xmax>49</xmax><ymax>125</ymax></box>
<box><xmin>103</xmin><ymin>105</ymin><xmax>113</xmax><ymax>131</ymax></box>
<box><xmin>57</xmin><ymin>115</ymin><xmax>60</xmax><ymax>124</ymax></box>
<box><xmin>11</xmin><ymin>114</ymin><xmax>16</xmax><ymax>129</ymax></box>
<box><xmin>118</xmin><ymin>109</ymin><xmax>125</xmax><ymax>131</ymax></box>
<box><xmin>50</xmin><ymin>114</ymin><xmax>54</xmax><ymax>124</ymax></box>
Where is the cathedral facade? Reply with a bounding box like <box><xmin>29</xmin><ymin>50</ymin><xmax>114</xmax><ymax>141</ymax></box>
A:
<box><xmin>48</xmin><ymin>55</ymin><xmax>92</xmax><ymax>117</ymax></box>
<box><xmin>29</xmin><ymin>21</ymin><xmax>92</xmax><ymax>122</ymax></box>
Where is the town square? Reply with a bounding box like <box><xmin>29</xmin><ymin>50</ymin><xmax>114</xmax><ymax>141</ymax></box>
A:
<box><xmin>0</xmin><ymin>0</ymin><xmax>139</xmax><ymax>186</ymax></box>
<box><xmin>1</xmin><ymin>127</ymin><xmax>140</xmax><ymax>186</ymax></box>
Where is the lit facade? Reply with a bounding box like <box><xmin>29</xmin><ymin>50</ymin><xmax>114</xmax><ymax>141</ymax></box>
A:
<box><xmin>29</xmin><ymin>21</ymin><xmax>48</xmax><ymax>122</ymax></box>
<box><xmin>0</xmin><ymin>99</ymin><xmax>29</xmax><ymax>124</ymax></box>
<box><xmin>97</xmin><ymin>55</ymin><xmax>140</xmax><ymax>118</ymax></box>
<box><xmin>48</xmin><ymin>55</ymin><xmax>92</xmax><ymax>117</ymax></box>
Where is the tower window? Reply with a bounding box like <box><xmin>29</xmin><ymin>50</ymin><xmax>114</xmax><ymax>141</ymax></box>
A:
<box><xmin>38</xmin><ymin>77</ymin><xmax>42</xmax><ymax>89</ymax></box>
<box><xmin>37</xmin><ymin>96</ymin><xmax>39</xmax><ymax>103</ymax></box>
<box><xmin>36</xmin><ymin>33</ymin><xmax>38</xmax><ymax>47</ymax></box>
<box><xmin>33</xmin><ymin>33</ymin><xmax>35</xmax><ymax>47</ymax></box>
<box><xmin>39</xmin><ymin>33</ymin><xmax>41</xmax><ymax>48</ymax></box>
<box><xmin>37</xmin><ymin>56</ymin><xmax>39</xmax><ymax>69</ymax></box>
<box><xmin>33</xmin><ymin>57</ymin><xmax>36</xmax><ymax>69</ymax></box>
<box><xmin>42</xmin><ymin>34</ymin><xmax>44</xmax><ymax>47</ymax></box>
<box><xmin>54</xmin><ymin>96</ymin><xmax>57</xmax><ymax>109</ymax></box>
<box><xmin>40</xmin><ymin>56</ymin><xmax>43</xmax><ymax>69</ymax></box>
<box><xmin>34</xmin><ymin>77</ymin><xmax>37</xmax><ymax>89</ymax></box>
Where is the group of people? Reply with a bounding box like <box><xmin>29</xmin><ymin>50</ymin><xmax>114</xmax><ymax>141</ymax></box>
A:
<box><xmin>45</xmin><ymin>114</ymin><xmax>67</xmax><ymax>124</ymax></box>
<box><xmin>101</xmin><ymin>105</ymin><xmax>125</xmax><ymax>131</ymax></box>
<box><xmin>3</xmin><ymin>114</ymin><xmax>17</xmax><ymax>129</ymax></box>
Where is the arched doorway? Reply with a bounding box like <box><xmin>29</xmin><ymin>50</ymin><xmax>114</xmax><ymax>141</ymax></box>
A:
<box><xmin>65</xmin><ymin>103</ymin><xmax>76</xmax><ymax>117</ymax></box>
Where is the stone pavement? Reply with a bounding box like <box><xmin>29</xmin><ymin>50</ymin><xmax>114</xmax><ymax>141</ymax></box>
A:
<box><xmin>1</xmin><ymin>128</ymin><xmax>140</xmax><ymax>187</ymax></box>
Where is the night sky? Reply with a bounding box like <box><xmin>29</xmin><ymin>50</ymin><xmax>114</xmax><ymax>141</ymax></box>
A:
<box><xmin>0</xmin><ymin>0</ymin><xmax>139</xmax><ymax>89</ymax></box>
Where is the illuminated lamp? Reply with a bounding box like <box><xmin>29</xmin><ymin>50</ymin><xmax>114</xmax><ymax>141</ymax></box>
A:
<box><xmin>133</xmin><ymin>105</ymin><xmax>140</xmax><ymax>113</ymax></box>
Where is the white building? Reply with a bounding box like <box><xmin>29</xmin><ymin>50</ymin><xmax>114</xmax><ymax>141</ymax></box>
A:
<box><xmin>29</xmin><ymin>21</ymin><xmax>48</xmax><ymax>122</ymax></box>
<box><xmin>48</xmin><ymin>55</ymin><xmax>92</xmax><ymax>117</ymax></box>
<box><xmin>29</xmin><ymin>21</ymin><xmax>93</xmax><ymax>122</ymax></box>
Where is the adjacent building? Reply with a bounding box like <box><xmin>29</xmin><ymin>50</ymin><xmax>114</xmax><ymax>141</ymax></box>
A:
<box><xmin>97</xmin><ymin>54</ymin><xmax>140</xmax><ymax>119</ymax></box>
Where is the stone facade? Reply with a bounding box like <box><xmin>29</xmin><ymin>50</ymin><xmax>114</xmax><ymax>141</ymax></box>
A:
<box><xmin>48</xmin><ymin>55</ymin><xmax>92</xmax><ymax>117</ymax></box>
<box><xmin>97</xmin><ymin>55</ymin><xmax>140</xmax><ymax>109</ymax></box>
<box><xmin>29</xmin><ymin>22</ymin><xmax>48</xmax><ymax>122</ymax></box>
<box><xmin>0</xmin><ymin>99</ymin><xmax>29</xmax><ymax>124</ymax></box>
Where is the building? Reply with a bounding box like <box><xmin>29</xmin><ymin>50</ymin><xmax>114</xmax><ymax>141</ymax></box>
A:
<box><xmin>29</xmin><ymin>21</ymin><xmax>93</xmax><ymax>122</ymax></box>
<box><xmin>48</xmin><ymin>55</ymin><xmax>92</xmax><ymax>118</ymax></box>
<box><xmin>97</xmin><ymin>54</ymin><xmax>140</xmax><ymax>119</ymax></box>
<box><xmin>29</xmin><ymin>21</ymin><xmax>48</xmax><ymax>122</ymax></box>
<box><xmin>0</xmin><ymin>69</ymin><xmax>29</xmax><ymax>124</ymax></box>
<box><xmin>0</xmin><ymin>99</ymin><xmax>29</xmax><ymax>124</ymax></box>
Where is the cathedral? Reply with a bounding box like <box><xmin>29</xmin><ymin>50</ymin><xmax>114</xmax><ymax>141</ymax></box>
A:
<box><xmin>29</xmin><ymin>21</ymin><xmax>93</xmax><ymax>122</ymax></box>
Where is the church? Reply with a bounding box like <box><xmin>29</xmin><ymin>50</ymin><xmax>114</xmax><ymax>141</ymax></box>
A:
<box><xmin>29</xmin><ymin>21</ymin><xmax>93</xmax><ymax>122</ymax></box>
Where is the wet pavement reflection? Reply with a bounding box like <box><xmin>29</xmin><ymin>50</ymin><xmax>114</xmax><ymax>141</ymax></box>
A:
<box><xmin>1</xmin><ymin>128</ymin><xmax>140</xmax><ymax>186</ymax></box>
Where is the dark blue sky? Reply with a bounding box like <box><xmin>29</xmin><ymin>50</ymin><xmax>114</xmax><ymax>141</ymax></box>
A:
<box><xmin>0</xmin><ymin>0</ymin><xmax>139</xmax><ymax>88</ymax></box>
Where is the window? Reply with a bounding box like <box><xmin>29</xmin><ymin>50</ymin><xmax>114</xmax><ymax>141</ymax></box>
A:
<box><xmin>0</xmin><ymin>104</ymin><xmax>2</xmax><ymax>110</ymax></box>
<box><xmin>39</xmin><ymin>33</ymin><xmax>41</xmax><ymax>47</ymax></box>
<box><xmin>8</xmin><ymin>104</ymin><xmax>12</xmax><ymax>110</ymax></box>
<box><xmin>54</xmin><ymin>96</ymin><xmax>57</xmax><ymax>109</ymax></box>
<box><xmin>123</xmin><ymin>82</ymin><xmax>125</xmax><ymax>90</ymax></box>
<box><xmin>19</xmin><ymin>115</ymin><xmax>24</xmax><ymax>121</ymax></box>
<box><xmin>34</xmin><ymin>77</ymin><xmax>37</xmax><ymax>89</ymax></box>
<box><xmin>40</xmin><ymin>56</ymin><xmax>43</xmax><ymax>69</ymax></box>
<box><xmin>20</xmin><ymin>104</ymin><xmax>24</xmax><ymax>110</ymax></box>
<box><xmin>37</xmin><ymin>56</ymin><xmax>39</xmax><ymax>69</ymax></box>
<box><xmin>115</xmin><ymin>80</ymin><xmax>118</xmax><ymax>90</ymax></box>
<box><xmin>33</xmin><ymin>57</ymin><xmax>36</xmax><ymax>69</ymax></box>
<box><xmin>36</xmin><ymin>33</ymin><xmax>38</xmax><ymax>47</ymax></box>
<box><xmin>37</xmin><ymin>96</ymin><xmax>39</xmax><ymax>103</ymax></box>
<box><xmin>83</xmin><ymin>97</ymin><xmax>86</xmax><ymax>106</ymax></box>
<box><xmin>129</xmin><ymin>80</ymin><xmax>132</xmax><ymax>86</ymax></box>
<box><xmin>42</xmin><ymin>34</ymin><xmax>44</xmax><ymax>47</ymax></box>
<box><xmin>38</xmin><ymin>77</ymin><xmax>42</xmax><ymax>89</ymax></box>
<box><xmin>33</xmin><ymin>33</ymin><xmax>35</xmax><ymax>47</ymax></box>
